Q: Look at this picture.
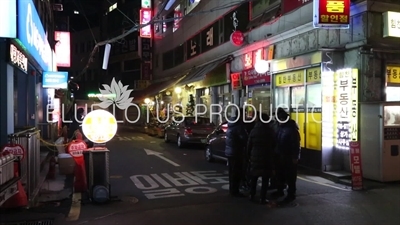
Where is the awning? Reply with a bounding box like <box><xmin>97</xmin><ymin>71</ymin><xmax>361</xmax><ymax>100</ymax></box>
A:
<box><xmin>132</xmin><ymin>74</ymin><xmax>187</xmax><ymax>101</ymax></box>
<box><xmin>176</xmin><ymin>56</ymin><xmax>231</xmax><ymax>87</ymax></box>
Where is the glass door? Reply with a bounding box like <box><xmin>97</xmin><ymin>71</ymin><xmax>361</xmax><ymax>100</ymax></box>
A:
<box><xmin>290</xmin><ymin>86</ymin><xmax>306</xmax><ymax>148</ymax></box>
<box><xmin>305</xmin><ymin>83</ymin><xmax>322</xmax><ymax>150</ymax></box>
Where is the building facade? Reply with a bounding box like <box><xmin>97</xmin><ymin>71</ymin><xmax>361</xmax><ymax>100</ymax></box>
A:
<box><xmin>135</xmin><ymin>0</ymin><xmax>400</xmax><ymax>181</ymax></box>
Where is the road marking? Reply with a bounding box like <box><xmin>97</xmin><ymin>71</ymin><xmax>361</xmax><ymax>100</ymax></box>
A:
<box><xmin>130</xmin><ymin>171</ymin><xmax>229</xmax><ymax>199</ymax></box>
<box><xmin>297</xmin><ymin>176</ymin><xmax>351</xmax><ymax>191</ymax></box>
<box><xmin>66</xmin><ymin>192</ymin><xmax>81</xmax><ymax>221</ymax></box>
<box><xmin>144</xmin><ymin>148</ymin><xmax>180</xmax><ymax>167</ymax></box>
<box><xmin>110</xmin><ymin>175</ymin><xmax>123</xmax><ymax>179</ymax></box>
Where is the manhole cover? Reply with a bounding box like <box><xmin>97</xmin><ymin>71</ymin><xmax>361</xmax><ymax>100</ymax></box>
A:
<box><xmin>121</xmin><ymin>196</ymin><xmax>139</xmax><ymax>204</ymax></box>
<box><xmin>1</xmin><ymin>219</ymin><xmax>54</xmax><ymax>225</ymax></box>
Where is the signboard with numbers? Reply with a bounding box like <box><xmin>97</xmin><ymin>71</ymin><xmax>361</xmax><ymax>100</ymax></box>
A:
<box><xmin>313</xmin><ymin>0</ymin><xmax>350</xmax><ymax>29</ymax></box>
<box><xmin>186</xmin><ymin>33</ymin><xmax>201</xmax><ymax>60</ymax></box>
<box><xmin>386</xmin><ymin>65</ymin><xmax>400</xmax><ymax>84</ymax></box>
<box><xmin>242</xmin><ymin>68</ymin><xmax>270</xmax><ymax>86</ymax></box>
<box><xmin>349</xmin><ymin>141</ymin><xmax>363</xmax><ymax>190</ymax></box>
<box><xmin>335</xmin><ymin>68</ymin><xmax>358</xmax><ymax>149</ymax></box>
<box><xmin>275</xmin><ymin>70</ymin><xmax>304</xmax><ymax>87</ymax></box>
<box><xmin>306</xmin><ymin>67</ymin><xmax>322</xmax><ymax>83</ymax></box>
<box><xmin>201</xmin><ymin>22</ymin><xmax>219</xmax><ymax>53</ymax></box>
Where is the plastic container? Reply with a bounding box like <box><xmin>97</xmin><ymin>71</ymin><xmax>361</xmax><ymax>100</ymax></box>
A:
<box><xmin>58</xmin><ymin>153</ymin><xmax>75</xmax><ymax>175</ymax></box>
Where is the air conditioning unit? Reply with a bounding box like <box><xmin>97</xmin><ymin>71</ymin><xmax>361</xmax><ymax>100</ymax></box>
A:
<box><xmin>53</xmin><ymin>3</ymin><xmax>64</xmax><ymax>11</ymax></box>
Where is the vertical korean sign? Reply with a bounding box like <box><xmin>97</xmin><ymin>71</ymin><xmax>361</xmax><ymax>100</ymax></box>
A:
<box><xmin>349</xmin><ymin>141</ymin><xmax>363</xmax><ymax>190</ymax></box>
<box><xmin>313</xmin><ymin>0</ymin><xmax>350</xmax><ymax>29</ymax></box>
<box><xmin>335</xmin><ymin>68</ymin><xmax>358</xmax><ymax>149</ymax></box>
<box><xmin>140</xmin><ymin>9</ymin><xmax>152</xmax><ymax>38</ymax></box>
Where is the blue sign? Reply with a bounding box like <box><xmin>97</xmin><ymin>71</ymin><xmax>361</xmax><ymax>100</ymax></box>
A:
<box><xmin>42</xmin><ymin>71</ymin><xmax>68</xmax><ymax>89</ymax></box>
<box><xmin>17</xmin><ymin>0</ymin><xmax>52</xmax><ymax>72</ymax></box>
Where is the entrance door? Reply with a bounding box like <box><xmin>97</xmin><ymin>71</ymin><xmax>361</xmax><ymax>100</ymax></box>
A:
<box><xmin>305</xmin><ymin>84</ymin><xmax>322</xmax><ymax>150</ymax></box>
<box><xmin>290</xmin><ymin>86</ymin><xmax>306</xmax><ymax>148</ymax></box>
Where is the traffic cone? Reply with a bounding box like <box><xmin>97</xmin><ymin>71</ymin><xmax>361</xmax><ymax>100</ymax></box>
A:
<box><xmin>1</xmin><ymin>164</ymin><xmax>28</xmax><ymax>208</ymax></box>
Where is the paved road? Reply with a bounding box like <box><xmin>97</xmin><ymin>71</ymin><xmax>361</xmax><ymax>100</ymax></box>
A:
<box><xmin>59</xmin><ymin>128</ymin><xmax>400</xmax><ymax>225</ymax></box>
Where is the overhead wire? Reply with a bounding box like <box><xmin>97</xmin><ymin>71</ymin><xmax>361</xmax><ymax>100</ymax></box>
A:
<box><xmin>70</xmin><ymin>0</ymin><xmax>255</xmax><ymax>82</ymax></box>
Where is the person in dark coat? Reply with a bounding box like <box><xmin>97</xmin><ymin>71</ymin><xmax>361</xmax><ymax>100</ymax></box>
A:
<box><xmin>247</xmin><ymin>113</ymin><xmax>277</xmax><ymax>204</ymax></box>
<box><xmin>240</xmin><ymin>112</ymin><xmax>256</xmax><ymax>191</ymax></box>
<box><xmin>225</xmin><ymin>108</ymin><xmax>248</xmax><ymax>197</ymax></box>
<box><xmin>272</xmin><ymin>108</ymin><xmax>301</xmax><ymax>203</ymax></box>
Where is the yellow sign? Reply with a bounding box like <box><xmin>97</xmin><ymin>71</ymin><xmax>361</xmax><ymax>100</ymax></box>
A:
<box><xmin>82</xmin><ymin>109</ymin><xmax>118</xmax><ymax>144</ymax></box>
<box><xmin>275</xmin><ymin>70</ymin><xmax>304</xmax><ymax>87</ymax></box>
<box><xmin>267</xmin><ymin>45</ymin><xmax>274</xmax><ymax>60</ymax></box>
<box><xmin>306</xmin><ymin>67</ymin><xmax>321</xmax><ymax>83</ymax></box>
<box><xmin>386</xmin><ymin>65</ymin><xmax>400</xmax><ymax>84</ymax></box>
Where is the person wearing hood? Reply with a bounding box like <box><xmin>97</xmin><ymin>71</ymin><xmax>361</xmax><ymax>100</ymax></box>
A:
<box><xmin>225</xmin><ymin>108</ymin><xmax>248</xmax><ymax>197</ymax></box>
<box><xmin>272</xmin><ymin>108</ymin><xmax>301</xmax><ymax>203</ymax></box>
<box><xmin>247</xmin><ymin>113</ymin><xmax>277</xmax><ymax>204</ymax></box>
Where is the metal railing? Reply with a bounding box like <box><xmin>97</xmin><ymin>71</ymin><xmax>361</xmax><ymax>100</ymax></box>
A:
<box><xmin>8</xmin><ymin>127</ymin><xmax>41</xmax><ymax>206</ymax></box>
<box><xmin>37</xmin><ymin>122</ymin><xmax>58</xmax><ymax>141</ymax></box>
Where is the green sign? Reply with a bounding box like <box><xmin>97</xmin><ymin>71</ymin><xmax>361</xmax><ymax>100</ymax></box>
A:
<box><xmin>141</xmin><ymin>0</ymin><xmax>151</xmax><ymax>8</ymax></box>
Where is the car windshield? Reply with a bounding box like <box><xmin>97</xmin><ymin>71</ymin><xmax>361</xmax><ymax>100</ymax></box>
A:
<box><xmin>185</xmin><ymin>117</ymin><xmax>213</xmax><ymax>126</ymax></box>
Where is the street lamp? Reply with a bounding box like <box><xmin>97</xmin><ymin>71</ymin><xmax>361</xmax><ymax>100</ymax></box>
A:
<box><xmin>144</xmin><ymin>98</ymin><xmax>150</xmax><ymax>104</ymax></box>
<box><xmin>254</xmin><ymin>59</ymin><xmax>269</xmax><ymax>74</ymax></box>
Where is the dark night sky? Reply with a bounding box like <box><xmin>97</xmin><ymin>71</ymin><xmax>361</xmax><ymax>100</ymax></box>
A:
<box><xmin>60</xmin><ymin>0</ymin><xmax>103</xmax><ymax>32</ymax></box>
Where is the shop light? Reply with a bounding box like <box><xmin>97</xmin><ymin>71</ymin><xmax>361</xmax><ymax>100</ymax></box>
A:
<box><xmin>144</xmin><ymin>98</ymin><xmax>151</xmax><ymax>104</ymax></box>
<box><xmin>88</xmin><ymin>93</ymin><xmax>116</xmax><ymax>98</ymax></box>
<box><xmin>174</xmin><ymin>87</ymin><xmax>182</xmax><ymax>94</ymax></box>
<box><xmin>254</xmin><ymin>59</ymin><xmax>269</xmax><ymax>74</ymax></box>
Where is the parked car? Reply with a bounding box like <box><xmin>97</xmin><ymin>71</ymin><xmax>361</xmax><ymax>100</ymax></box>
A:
<box><xmin>164</xmin><ymin>116</ymin><xmax>215</xmax><ymax>148</ymax></box>
<box><xmin>204</xmin><ymin>121</ymin><xmax>228</xmax><ymax>162</ymax></box>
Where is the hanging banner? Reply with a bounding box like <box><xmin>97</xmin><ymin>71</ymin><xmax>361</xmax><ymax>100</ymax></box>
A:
<box><xmin>313</xmin><ymin>0</ymin><xmax>350</xmax><ymax>29</ymax></box>
<box><xmin>140</xmin><ymin>8</ymin><xmax>152</xmax><ymax>38</ymax></box>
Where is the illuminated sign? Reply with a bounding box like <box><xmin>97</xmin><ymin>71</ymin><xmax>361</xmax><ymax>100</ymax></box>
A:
<box><xmin>335</xmin><ymin>68</ymin><xmax>358</xmax><ymax>149</ymax></box>
<box><xmin>267</xmin><ymin>45</ymin><xmax>274</xmax><ymax>60</ymax></box>
<box><xmin>321</xmin><ymin>71</ymin><xmax>335</xmax><ymax>149</ymax></box>
<box><xmin>386</xmin><ymin>65</ymin><xmax>400</xmax><ymax>84</ymax></box>
<box><xmin>55</xmin><ymin>31</ymin><xmax>71</xmax><ymax>67</ymax></box>
<box><xmin>383</xmin><ymin>11</ymin><xmax>400</xmax><ymax>38</ymax></box>
<box><xmin>82</xmin><ymin>109</ymin><xmax>118</xmax><ymax>144</ymax></box>
<box><xmin>306</xmin><ymin>67</ymin><xmax>322</xmax><ymax>83</ymax></box>
<box><xmin>42</xmin><ymin>71</ymin><xmax>68</xmax><ymax>89</ymax></box>
<box><xmin>313</xmin><ymin>0</ymin><xmax>350</xmax><ymax>29</ymax></box>
<box><xmin>243</xmin><ymin>53</ymin><xmax>253</xmax><ymax>69</ymax></box>
<box><xmin>275</xmin><ymin>70</ymin><xmax>304</xmax><ymax>87</ymax></box>
<box><xmin>9</xmin><ymin>44</ymin><xmax>28</xmax><ymax>74</ymax></box>
<box><xmin>252</xmin><ymin>48</ymin><xmax>264</xmax><ymax>67</ymax></box>
<box><xmin>17</xmin><ymin>0</ymin><xmax>52</xmax><ymax>71</ymax></box>
<box><xmin>140</xmin><ymin>9</ymin><xmax>152</xmax><ymax>38</ymax></box>
<box><xmin>230</xmin><ymin>73</ymin><xmax>242</xmax><ymax>90</ymax></box>
<box><xmin>141</xmin><ymin>0</ymin><xmax>151</xmax><ymax>8</ymax></box>
<box><xmin>0</xmin><ymin>0</ymin><xmax>16</xmax><ymax>38</ymax></box>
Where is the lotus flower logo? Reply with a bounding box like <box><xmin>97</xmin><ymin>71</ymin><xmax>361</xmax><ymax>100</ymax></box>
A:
<box><xmin>97</xmin><ymin>78</ymin><xmax>134</xmax><ymax>110</ymax></box>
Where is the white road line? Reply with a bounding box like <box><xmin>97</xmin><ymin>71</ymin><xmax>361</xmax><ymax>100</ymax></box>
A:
<box><xmin>297</xmin><ymin>176</ymin><xmax>351</xmax><ymax>191</ymax></box>
<box><xmin>66</xmin><ymin>192</ymin><xmax>82</xmax><ymax>221</ymax></box>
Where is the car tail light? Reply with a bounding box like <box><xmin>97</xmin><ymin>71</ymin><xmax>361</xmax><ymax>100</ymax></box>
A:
<box><xmin>184</xmin><ymin>128</ymin><xmax>193</xmax><ymax>136</ymax></box>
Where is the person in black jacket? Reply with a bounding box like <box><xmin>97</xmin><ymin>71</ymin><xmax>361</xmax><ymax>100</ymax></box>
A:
<box><xmin>273</xmin><ymin>108</ymin><xmax>301</xmax><ymax>203</ymax></box>
<box><xmin>225</xmin><ymin>108</ymin><xmax>248</xmax><ymax>197</ymax></box>
<box><xmin>247</xmin><ymin>113</ymin><xmax>277</xmax><ymax>204</ymax></box>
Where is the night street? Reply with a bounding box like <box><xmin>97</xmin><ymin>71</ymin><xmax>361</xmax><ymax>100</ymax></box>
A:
<box><xmin>57</xmin><ymin>127</ymin><xmax>400</xmax><ymax>225</ymax></box>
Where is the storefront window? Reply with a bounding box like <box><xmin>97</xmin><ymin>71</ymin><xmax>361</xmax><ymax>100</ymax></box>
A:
<box><xmin>252</xmin><ymin>89</ymin><xmax>271</xmax><ymax>113</ymax></box>
<box><xmin>291</xmin><ymin>86</ymin><xmax>305</xmax><ymax>110</ymax></box>
<box><xmin>386</xmin><ymin>86</ymin><xmax>400</xmax><ymax>101</ymax></box>
<box><xmin>306</xmin><ymin>84</ymin><xmax>322</xmax><ymax>108</ymax></box>
<box><xmin>275</xmin><ymin>87</ymin><xmax>289</xmax><ymax>109</ymax></box>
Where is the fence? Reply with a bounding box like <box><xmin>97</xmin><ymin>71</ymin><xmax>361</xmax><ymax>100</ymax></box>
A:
<box><xmin>37</xmin><ymin>122</ymin><xmax>58</xmax><ymax>141</ymax></box>
<box><xmin>8</xmin><ymin>127</ymin><xmax>41</xmax><ymax>207</ymax></box>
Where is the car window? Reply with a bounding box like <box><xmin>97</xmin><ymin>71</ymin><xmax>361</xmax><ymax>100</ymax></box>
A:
<box><xmin>184</xmin><ymin>117</ymin><xmax>213</xmax><ymax>126</ymax></box>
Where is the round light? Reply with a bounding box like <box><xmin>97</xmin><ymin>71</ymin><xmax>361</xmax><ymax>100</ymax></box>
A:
<box><xmin>254</xmin><ymin>59</ymin><xmax>269</xmax><ymax>74</ymax></box>
<box><xmin>174</xmin><ymin>87</ymin><xmax>182</xmax><ymax>94</ymax></box>
<box><xmin>144</xmin><ymin>98</ymin><xmax>150</xmax><ymax>104</ymax></box>
<box><xmin>82</xmin><ymin>109</ymin><xmax>117</xmax><ymax>144</ymax></box>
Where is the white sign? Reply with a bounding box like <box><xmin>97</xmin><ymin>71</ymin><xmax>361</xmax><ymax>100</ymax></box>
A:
<box><xmin>0</xmin><ymin>0</ymin><xmax>16</xmax><ymax>38</ymax></box>
<box><xmin>141</xmin><ymin>0</ymin><xmax>151</xmax><ymax>8</ymax></box>
<box><xmin>383</xmin><ymin>11</ymin><xmax>400</xmax><ymax>38</ymax></box>
<box><xmin>130</xmin><ymin>170</ymin><xmax>228</xmax><ymax>199</ymax></box>
<box><xmin>9</xmin><ymin>44</ymin><xmax>28</xmax><ymax>74</ymax></box>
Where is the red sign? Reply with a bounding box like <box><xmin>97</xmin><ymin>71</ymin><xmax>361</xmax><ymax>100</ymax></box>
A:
<box><xmin>140</xmin><ymin>9</ymin><xmax>152</xmax><ymax>38</ymax></box>
<box><xmin>141</xmin><ymin>62</ymin><xmax>152</xmax><ymax>80</ymax></box>
<box><xmin>1</xmin><ymin>144</ymin><xmax>25</xmax><ymax>160</ymax></box>
<box><xmin>349</xmin><ymin>141</ymin><xmax>363</xmax><ymax>190</ymax></box>
<box><xmin>318</xmin><ymin>0</ymin><xmax>350</xmax><ymax>25</ymax></box>
<box><xmin>243</xmin><ymin>53</ymin><xmax>253</xmax><ymax>69</ymax></box>
<box><xmin>230</xmin><ymin>31</ymin><xmax>244</xmax><ymax>46</ymax></box>
<box><xmin>230</xmin><ymin>73</ymin><xmax>242</xmax><ymax>90</ymax></box>
<box><xmin>282</xmin><ymin>0</ymin><xmax>312</xmax><ymax>14</ymax></box>
<box><xmin>242</xmin><ymin>68</ymin><xmax>270</xmax><ymax>86</ymax></box>
<box><xmin>67</xmin><ymin>140</ymin><xmax>87</xmax><ymax>158</ymax></box>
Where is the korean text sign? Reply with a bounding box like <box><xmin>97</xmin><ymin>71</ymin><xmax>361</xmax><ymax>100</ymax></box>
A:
<box><xmin>349</xmin><ymin>141</ymin><xmax>363</xmax><ymax>190</ymax></box>
<box><xmin>314</xmin><ymin>0</ymin><xmax>350</xmax><ymax>28</ymax></box>
<box><xmin>140</xmin><ymin>9</ymin><xmax>152</xmax><ymax>38</ymax></box>
<box><xmin>55</xmin><ymin>31</ymin><xmax>71</xmax><ymax>67</ymax></box>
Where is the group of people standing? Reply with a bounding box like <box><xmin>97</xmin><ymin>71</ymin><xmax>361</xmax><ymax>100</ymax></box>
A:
<box><xmin>225</xmin><ymin>108</ymin><xmax>301</xmax><ymax>205</ymax></box>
